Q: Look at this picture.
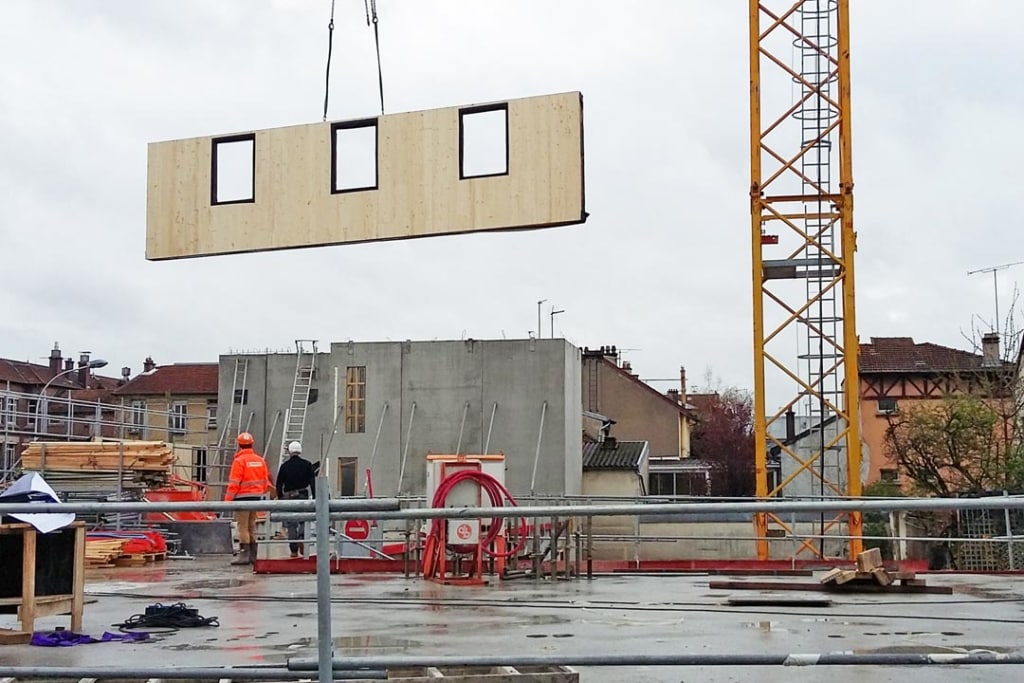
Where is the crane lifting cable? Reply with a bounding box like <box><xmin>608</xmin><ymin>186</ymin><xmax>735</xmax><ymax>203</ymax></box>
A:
<box><xmin>364</xmin><ymin>0</ymin><xmax>385</xmax><ymax>114</ymax></box>
<box><xmin>322</xmin><ymin>0</ymin><xmax>386</xmax><ymax>121</ymax></box>
<box><xmin>321</xmin><ymin>0</ymin><xmax>336</xmax><ymax>121</ymax></box>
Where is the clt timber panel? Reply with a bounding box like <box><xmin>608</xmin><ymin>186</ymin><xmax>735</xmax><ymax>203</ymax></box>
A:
<box><xmin>146</xmin><ymin>92</ymin><xmax>586</xmax><ymax>260</ymax></box>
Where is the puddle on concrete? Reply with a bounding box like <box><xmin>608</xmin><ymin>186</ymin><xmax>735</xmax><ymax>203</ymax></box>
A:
<box><xmin>856</xmin><ymin>645</ymin><xmax>1014</xmax><ymax>655</ymax></box>
<box><xmin>175</xmin><ymin>578</ymin><xmax>250</xmax><ymax>591</ymax></box>
<box><xmin>863</xmin><ymin>631</ymin><xmax>964</xmax><ymax>637</ymax></box>
<box><xmin>268</xmin><ymin>635</ymin><xmax>423</xmax><ymax>652</ymax></box>
<box><xmin>799</xmin><ymin>617</ymin><xmax>884</xmax><ymax>626</ymax></box>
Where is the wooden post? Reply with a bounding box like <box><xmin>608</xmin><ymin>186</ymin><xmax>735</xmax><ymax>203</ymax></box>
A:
<box><xmin>20</xmin><ymin>527</ymin><xmax>36</xmax><ymax>633</ymax></box>
<box><xmin>71</xmin><ymin>524</ymin><xmax>85</xmax><ymax>632</ymax></box>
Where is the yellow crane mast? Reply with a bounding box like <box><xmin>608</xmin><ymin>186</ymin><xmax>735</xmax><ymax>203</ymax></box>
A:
<box><xmin>749</xmin><ymin>0</ymin><xmax>863</xmax><ymax>560</ymax></box>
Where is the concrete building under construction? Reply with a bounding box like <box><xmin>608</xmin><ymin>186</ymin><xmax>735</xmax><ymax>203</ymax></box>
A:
<box><xmin>217</xmin><ymin>338</ymin><xmax>583</xmax><ymax>499</ymax></box>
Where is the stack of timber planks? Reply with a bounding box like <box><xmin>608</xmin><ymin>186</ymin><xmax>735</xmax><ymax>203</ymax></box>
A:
<box><xmin>20</xmin><ymin>440</ymin><xmax>176</xmax><ymax>489</ymax></box>
<box><xmin>85</xmin><ymin>536</ymin><xmax>168</xmax><ymax>568</ymax></box>
<box><xmin>819</xmin><ymin>548</ymin><xmax>926</xmax><ymax>589</ymax></box>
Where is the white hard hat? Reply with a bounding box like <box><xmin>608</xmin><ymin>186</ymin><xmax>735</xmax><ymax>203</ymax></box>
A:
<box><xmin>287</xmin><ymin>441</ymin><xmax>302</xmax><ymax>455</ymax></box>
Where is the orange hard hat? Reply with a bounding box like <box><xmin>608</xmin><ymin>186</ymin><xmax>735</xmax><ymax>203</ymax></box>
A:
<box><xmin>237</xmin><ymin>432</ymin><xmax>255</xmax><ymax>447</ymax></box>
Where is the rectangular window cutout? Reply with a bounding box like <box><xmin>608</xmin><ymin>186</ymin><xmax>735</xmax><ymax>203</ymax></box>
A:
<box><xmin>459</xmin><ymin>104</ymin><xmax>508</xmax><ymax>179</ymax></box>
<box><xmin>211</xmin><ymin>134</ymin><xmax>255</xmax><ymax>205</ymax></box>
<box><xmin>331</xmin><ymin>120</ymin><xmax>378</xmax><ymax>193</ymax></box>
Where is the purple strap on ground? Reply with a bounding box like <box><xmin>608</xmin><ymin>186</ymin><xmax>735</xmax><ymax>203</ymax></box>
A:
<box><xmin>31</xmin><ymin>630</ymin><xmax>150</xmax><ymax>647</ymax></box>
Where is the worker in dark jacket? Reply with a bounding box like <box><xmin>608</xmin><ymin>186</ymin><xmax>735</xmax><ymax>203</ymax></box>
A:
<box><xmin>277</xmin><ymin>441</ymin><xmax>317</xmax><ymax>558</ymax></box>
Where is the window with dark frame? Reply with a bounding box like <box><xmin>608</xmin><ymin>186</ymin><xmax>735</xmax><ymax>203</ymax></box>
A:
<box><xmin>211</xmin><ymin>134</ymin><xmax>256</xmax><ymax>205</ymax></box>
<box><xmin>345</xmin><ymin>366</ymin><xmax>366</xmax><ymax>434</ymax></box>
<box><xmin>880</xmin><ymin>468</ymin><xmax>900</xmax><ymax>483</ymax></box>
<box><xmin>233</xmin><ymin>388</ymin><xmax>249</xmax><ymax>405</ymax></box>
<box><xmin>459</xmin><ymin>103</ymin><xmax>509</xmax><ymax>179</ymax></box>
<box><xmin>877</xmin><ymin>398</ymin><xmax>899</xmax><ymax>414</ymax></box>
<box><xmin>331</xmin><ymin>119</ymin><xmax>378</xmax><ymax>193</ymax></box>
<box><xmin>194</xmin><ymin>448</ymin><xmax>208</xmax><ymax>484</ymax></box>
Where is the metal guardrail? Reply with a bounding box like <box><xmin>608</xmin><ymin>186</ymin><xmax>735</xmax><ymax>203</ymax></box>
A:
<box><xmin>5</xmin><ymin>493</ymin><xmax>1024</xmax><ymax>681</ymax></box>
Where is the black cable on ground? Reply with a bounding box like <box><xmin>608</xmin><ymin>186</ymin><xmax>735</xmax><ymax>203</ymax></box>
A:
<box><xmin>112</xmin><ymin>602</ymin><xmax>220</xmax><ymax>634</ymax></box>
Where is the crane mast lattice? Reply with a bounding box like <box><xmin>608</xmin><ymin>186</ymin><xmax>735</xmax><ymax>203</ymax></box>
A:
<box><xmin>750</xmin><ymin>0</ymin><xmax>862</xmax><ymax>560</ymax></box>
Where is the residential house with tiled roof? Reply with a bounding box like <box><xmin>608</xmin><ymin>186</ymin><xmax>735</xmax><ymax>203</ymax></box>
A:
<box><xmin>858</xmin><ymin>334</ymin><xmax>1013</xmax><ymax>486</ymax></box>
<box><xmin>113</xmin><ymin>358</ymin><xmax>220</xmax><ymax>483</ymax></box>
<box><xmin>1</xmin><ymin>344</ymin><xmax>121</xmax><ymax>475</ymax></box>
<box><xmin>581</xmin><ymin>346</ymin><xmax>701</xmax><ymax>498</ymax></box>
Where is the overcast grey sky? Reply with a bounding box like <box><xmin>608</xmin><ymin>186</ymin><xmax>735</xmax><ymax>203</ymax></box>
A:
<box><xmin>1</xmin><ymin>1</ymin><xmax>1022</xmax><ymax>410</ymax></box>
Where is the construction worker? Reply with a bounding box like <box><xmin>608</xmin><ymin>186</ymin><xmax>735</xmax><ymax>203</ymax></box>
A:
<box><xmin>276</xmin><ymin>440</ymin><xmax>317</xmax><ymax>558</ymax></box>
<box><xmin>225</xmin><ymin>432</ymin><xmax>273</xmax><ymax>566</ymax></box>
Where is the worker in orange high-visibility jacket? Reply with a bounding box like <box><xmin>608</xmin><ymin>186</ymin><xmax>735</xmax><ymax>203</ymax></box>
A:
<box><xmin>225</xmin><ymin>432</ymin><xmax>273</xmax><ymax>566</ymax></box>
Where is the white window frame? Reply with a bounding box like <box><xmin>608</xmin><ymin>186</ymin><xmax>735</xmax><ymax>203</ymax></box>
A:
<box><xmin>1</xmin><ymin>397</ymin><xmax>15</xmax><ymax>426</ymax></box>
<box><xmin>206</xmin><ymin>400</ymin><xmax>217</xmax><ymax>430</ymax></box>
<box><xmin>25</xmin><ymin>398</ymin><xmax>37</xmax><ymax>431</ymax></box>
<box><xmin>129</xmin><ymin>400</ymin><xmax>147</xmax><ymax>435</ymax></box>
<box><xmin>169</xmin><ymin>401</ymin><xmax>188</xmax><ymax>434</ymax></box>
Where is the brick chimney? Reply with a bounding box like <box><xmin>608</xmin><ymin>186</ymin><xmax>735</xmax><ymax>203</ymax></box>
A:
<box><xmin>64</xmin><ymin>358</ymin><xmax>74</xmax><ymax>371</ymax></box>
<box><xmin>679</xmin><ymin>366</ymin><xmax>687</xmax><ymax>404</ymax></box>
<box><xmin>49</xmin><ymin>342</ymin><xmax>62</xmax><ymax>375</ymax></box>
<box><xmin>77</xmin><ymin>352</ymin><xmax>91</xmax><ymax>388</ymax></box>
<box><xmin>981</xmin><ymin>332</ymin><xmax>1001</xmax><ymax>367</ymax></box>
<box><xmin>143</xmin><ymin>356</ymin><xmax>156</xmax><ymax>373</ymax></box>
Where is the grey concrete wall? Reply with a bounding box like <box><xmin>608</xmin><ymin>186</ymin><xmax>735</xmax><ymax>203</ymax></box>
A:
<box><xmin>777</xmin><ymin>419</ymin><xmax>848</xmax><ymax>499</ymax></box>
<box><xmin>590</xmin><ymin>521</ymin><xmax>850</xmax><ymax>561</ymax></box>
<box><xmin>219</xmin><ymin>339</ymin><xmax>583</xmax><ymax>499</ymax></box>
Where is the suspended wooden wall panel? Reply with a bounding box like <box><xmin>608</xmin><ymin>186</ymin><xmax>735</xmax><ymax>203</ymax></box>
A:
<box><xmin>146</xmin><ymin>92</ymin><xmax>586</xmax><ymax>260</ymax></box>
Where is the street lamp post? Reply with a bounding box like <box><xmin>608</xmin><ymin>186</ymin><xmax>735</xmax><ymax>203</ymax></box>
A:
<box><xmin>550</xmin><ymin>307</ymin><xmax>565</xmax><ymax>338</ymax></box>
<box><xmin>36</xmin><ymin>360</ymin><xmax>108</xmax><ymax>437</ymax></box>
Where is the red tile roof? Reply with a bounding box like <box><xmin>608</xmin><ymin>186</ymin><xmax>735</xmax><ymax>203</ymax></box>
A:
<box><xmin>859</xmin><ymin>337</ymin><xmax>997</xmax><ymax>374</ymax></box>
<box><xmin>114</xmin><ymin>364</ymin><xmax>219</xmax><ymax>396</ymax></box>
<box><xmin>0</xmin><ymin>358</ymin><xmax>80</xmax><ymax>389</ymax></box>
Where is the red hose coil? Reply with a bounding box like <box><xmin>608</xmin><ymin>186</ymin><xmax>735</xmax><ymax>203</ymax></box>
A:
<box><xmin>427</xmin><ymin>469</ymin><xmax>528</xmax><ymax>558</ymax></box>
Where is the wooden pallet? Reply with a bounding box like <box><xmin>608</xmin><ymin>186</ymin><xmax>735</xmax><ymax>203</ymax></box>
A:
<box><xmin>113</xmin><ymin>552</ymin><xmax>167</xmax><ymax>567</ymax></box>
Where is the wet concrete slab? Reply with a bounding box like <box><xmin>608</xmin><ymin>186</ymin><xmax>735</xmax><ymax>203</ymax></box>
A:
<box><xmin>1</xmin><ymin>557</ymin><xmax>1023</xmax><ymax>682</ymax></box>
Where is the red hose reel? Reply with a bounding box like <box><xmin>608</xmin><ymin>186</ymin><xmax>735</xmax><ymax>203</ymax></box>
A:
<box><xmin>423</xmin><ymin>469</ymin><xmax>528</xmax><ymax>578</ymax></box>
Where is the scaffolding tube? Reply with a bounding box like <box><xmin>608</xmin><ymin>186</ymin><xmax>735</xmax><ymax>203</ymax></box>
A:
<box><xmin>0</xmin><ymin>497</ymin><xmax>399</xmax><ymax>515</ymax></box>
<box><xmin>315</xmin><ymin>477</ymin><xmax>333</xmax><ymax>683</ymax></box>
<box><xmin>291</xmin><ymin>651</ymin><xmax>1024</xmax><ymax>670</ymax></box>
<box><xmin>0</xmin><ymin>667</ymin><xmax>386</xmax><ymax>680</ymax></box>
<box><xmin>267</xmin><ymin>494</ymin><xmax>1024</xmax><ymax>524</ymax></box>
